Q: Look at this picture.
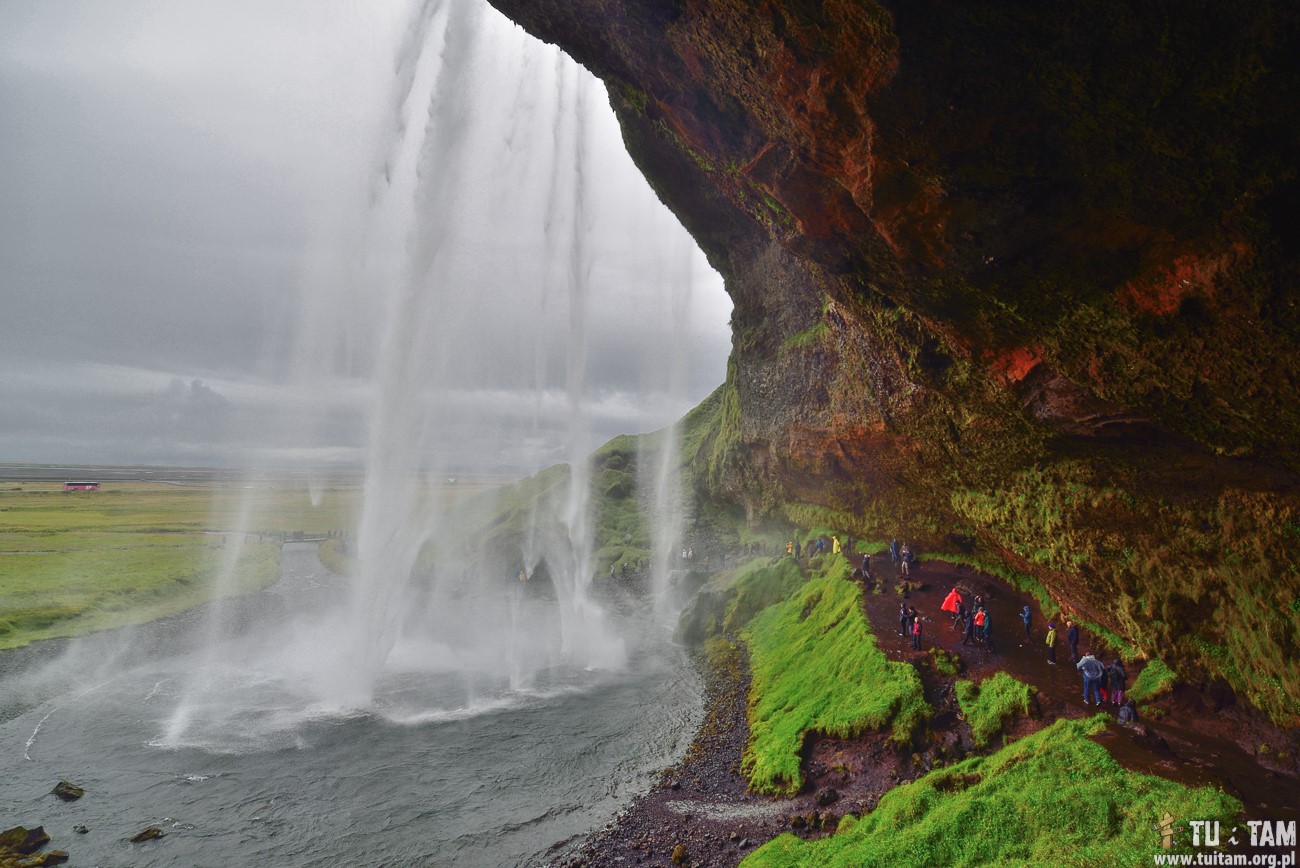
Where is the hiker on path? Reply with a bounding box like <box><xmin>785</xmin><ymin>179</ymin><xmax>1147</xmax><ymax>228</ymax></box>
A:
<box><xmin>941</xmin><ymin>588</ymin><xmax>963</xmax><ymax>618</ymax></box>
<box><xmin>1117</xmin><ymin>698</ymin><xmax>1139</xmax><ymax>725</ymax></box>
<box><xmin>1077</xmin><ymin>651</ymin><xmax>1104</xmax><ymax>705</ymax></box>
<box><xmin>786</xmin><ymin>540</ymin><xmax>794</xmax><ymax>556</ymax></box>
<box><xmin>961</xmin><ymin>611</ymin><xmax>976</xmax><ymax>646</ymax></box>
<box><xmin>899</xmin><ymin>602</ymin><xmax>910</xmax><ymax>637</ymax></box>
<box><xmin>1108</xmin><ymin>658</ymin><xmax>1128</xmax><ymax>706</ymax></box>
<box><xmin>973</xmin><ymin>607</ymin><xmax>987</xmax><ymax>644</ymax></box>
<box><xmin>899</xmin><ymin>543</ymin><xmax>913</xmax><ymax>576</ymax></box>
<box><xmin>862</xmin><ymin>554</ymin><xmax>871</xmax><ymax>578</ymax></box>
<box><xmin>832</xmin><ymin>536</ymin><xmax>842</xmax><ymax>555</ymax></box>
<box><xmin>890</xmin><ymin>538</ymin><xmax>900</xmax><ymax>564</ymax></box>
<box><xmin>794</xmin><ymin>539</ymin><xmax>801</xmax><ymax>559</ymax></box>
<box><xmin>953</xmin><ymin>601</ymin><xmax>968</xmax><ymax>631</ymax></box>
<box><xmin>980</xmin><ymin>609</ymin><xmax>992</xmax><ymax>645</ymax></box>
<box><xmin>1098</xmin><ymin>660</ymin><xmax>1110</xmax><ymax>703</ymax></box>
<box><xmin>911</xmin><ymin>613</ymin><xmax>923</xmax><ymax>650</ymax></box>
<box><xmin>1021</xmin><ymin>605</ymin><xmax>1032</xmax><ymax>642</ymax></box>
<box><xmin>1046</xmin><ymin>623</ymin><xmax>1058</xmax><ymax>664</ymax></box>
<box><xmin>1066</xmin><ymin>621</ymin><xmax>1080</xmax><ymax>662</ymax></box>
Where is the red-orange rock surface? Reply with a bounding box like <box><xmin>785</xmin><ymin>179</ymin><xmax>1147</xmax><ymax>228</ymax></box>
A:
<box><xmin>484</xmin><ymin>0</ymin><xmax>1300</xmax><ymax>723</ymax></box>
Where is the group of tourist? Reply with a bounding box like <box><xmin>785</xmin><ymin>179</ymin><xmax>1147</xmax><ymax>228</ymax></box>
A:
<box><xmin>870</xmin><ymin>541</ymin><xmax>1142</xmax><ymax>725</ymax></box>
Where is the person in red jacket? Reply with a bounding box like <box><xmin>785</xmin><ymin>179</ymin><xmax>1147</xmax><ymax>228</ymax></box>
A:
<box><xmin>941</xmin><ymin>587</ymin><xmax>963</xmax><ymax>615</ymax></box>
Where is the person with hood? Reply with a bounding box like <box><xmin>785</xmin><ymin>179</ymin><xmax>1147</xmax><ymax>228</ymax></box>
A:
<box><xmin>1045</xmin><ymin>623</ymin><xmax>1057</xmax><ymax>664</ymax></box>
<box><xmin>980</xmin><ymin>608</ymin><xmax>992</xmax><ymax>645</ymax></box>
<box><xmin>890</xmin><ymin>538</ymin><xmax>900</xmax><ymax>564</ymax></box>
<box><xmin>1108</xmin><ymin>658</ymin><xmax>1128</xmax><ymax>706</ymax></box>
<box><xmin>961</xmin><ymin>610</ymin><xmax>977</xmax><ymax>646</ymax></box>
<box><xmin>899</xmin><ymin>602</ymin><xmax>910</xmax><ymax>637</ymax></box>
<box><xmin>941</xmin><ymin>587</ymin><xmax>963</xmax><ymax>617</ymax></box>
<box><xmin>1117</xmin><ymin>698</ymin><xmax>1139</xmax><ymax>725</ymax></box>
<box><xmin>1020</xmin><ymin>605</ymin><xmax>1032</xmax><ymax>642</ymax></box>
<box><xmin>832</xmin><ymin>535</ymin><xmax>842</xmax><ymax>555</ymax></box>
<box><xmin>1066</xmin><ymin>621</ymin><xmax>1081</xmax><ymax>662</ymax></box>
<box><xmin>862</xmin><ymin>553</ymin><xmax>871</xmax><ymax>578</ymax></box>
<box><xmin>1076</xmin><ymin>650</ymin><xmax>1105</xmax><ymax>704</ymax></box>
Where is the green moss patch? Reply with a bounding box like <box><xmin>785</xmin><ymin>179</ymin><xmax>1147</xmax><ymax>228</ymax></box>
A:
<box><xmin>742</xmin><ymin>716</ymin><xmax>1241</xmax><ymax>867</ymax></box>
<box><xmin>1127</xmin><ymin>658</ymin><xmax>1178</xmax><ymax>703</ymax></box>
<box><xmin>742</xmin><ymin>573</ymin><xmax>929</xmax><ymax>795</ymax></box>
<box><xmin>723</xmin><ymin>557</ymin><xmax>805</xmax><ymax>633</ymax></box>
<box><xmin>955</xmin><ymin>672</ymin><xmax>1035</xmax><ymax>748</ymax></box>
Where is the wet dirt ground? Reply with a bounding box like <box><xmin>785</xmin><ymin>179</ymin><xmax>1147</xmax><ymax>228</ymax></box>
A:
<box><xmin>546</xmin><ymin>551</ymin><xmax>1300</xmax><ymax>868</ymax></box>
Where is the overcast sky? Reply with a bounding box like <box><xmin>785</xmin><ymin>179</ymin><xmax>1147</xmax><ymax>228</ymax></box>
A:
<box><xmin>0</xmin><ymin>0</ymin><xmax>732</xmax><ymax>473</ymax></box>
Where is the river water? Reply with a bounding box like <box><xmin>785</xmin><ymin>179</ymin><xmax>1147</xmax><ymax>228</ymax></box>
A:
<box><xmin>0</xmin><ymin>545</ymin><xmax>703</xmax><ymax>866</ymax></box>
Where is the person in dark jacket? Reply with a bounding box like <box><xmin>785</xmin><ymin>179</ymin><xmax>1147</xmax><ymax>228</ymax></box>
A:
<box><xmin>1020</xmin><ymin>605</ymin><xmax>1032</xmax><ymax>642</ymax></box>
<box><xmin>1076</xmin><ymin>651</ymin><xmax>1104</xmax><ymax>704</ymax></box>
<box><xmin>961</xmin><ymin>612</ymin><xmax>976</xmax><ymax>646</ymax></box>
<box><xmin>1117</xmin><ymin>698</ymin><xmax>1139</xmax><ymax>725</ymax></box>
<box><xmin>862</xmin><ymin>554</ymin><xmax>871</xmax><ymax>577</ymax></box>
<box><xmin>899</xmin><ymin>603</ymin><xmax>910</xmax><ymax>637</ymax></box>
<box><xmin>1098</xmin><ymin>660</ymin><xmax>1110</xmax><ymax>703</ymax></box>
<box><xmin>1108</xmin><ymin>659</ymin><xmax>1128</xmax><ymax>706</ymax></box>
<box><xmin>1066</xmin><ymin>621</ymin><xmax>1080</xmax><ymax>662</ymax></box>
<box><xmin>890</xmin><ymin>538</ymin><xmax>900</xmax><ymax>564</ymax></box>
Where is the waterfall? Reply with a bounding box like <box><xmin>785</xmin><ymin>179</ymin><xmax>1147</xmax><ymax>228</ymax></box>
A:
<box><xmin>162</xmin><ymin>0</ymin><xmax>712</xmax><ymax>741</ymax></box>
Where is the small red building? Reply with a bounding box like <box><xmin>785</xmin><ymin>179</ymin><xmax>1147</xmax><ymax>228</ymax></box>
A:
<box><xmin>63</xmin><ymin>481</ymin><xmax>100</xmax><ymax>491</ymax></box>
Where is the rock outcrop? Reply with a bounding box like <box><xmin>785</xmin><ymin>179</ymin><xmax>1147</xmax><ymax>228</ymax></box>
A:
<box><xmin>484</xmin><ymin>0</ymin><xmax>1300</xmax><ymax>724</ymax></box>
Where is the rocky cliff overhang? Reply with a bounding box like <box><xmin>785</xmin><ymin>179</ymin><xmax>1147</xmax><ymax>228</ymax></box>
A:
<box><xmin>484</xmin><ymin>0</ymin><xmax>1300</xmax><ymax>724</ymax></box>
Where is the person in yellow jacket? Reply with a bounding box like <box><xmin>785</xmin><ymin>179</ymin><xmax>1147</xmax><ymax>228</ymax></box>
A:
<box><xmin>1045</xmin><ymin>623</ymin><xmax>1058</xmax><ymax>665</ymax></box>
<box><xmin>831</xmin><ymin>536</ymin><xmax>841</xmax><ymax>555</ymax></box>
<box><xmin>786</xmin><ymin>540</ymin><xmax>794</xmax><ymax>556</ymax></box>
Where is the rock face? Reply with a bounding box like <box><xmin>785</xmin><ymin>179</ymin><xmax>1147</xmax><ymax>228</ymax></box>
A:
<box><xmin>484</xmin><ymin>1</ymin><xmax>1300</xmax><ymax>724</ymax></box>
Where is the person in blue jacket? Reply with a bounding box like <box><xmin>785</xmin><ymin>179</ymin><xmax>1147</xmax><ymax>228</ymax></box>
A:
<box><xmin>1076</xmin><ymin>651</ymin><xmax>1104</xmax><ymax>705</ymax></box>
<box><xmin>1020</xmin><ymin>605</ymin><xmax>1032</xmax><ymax>642</ymax></box>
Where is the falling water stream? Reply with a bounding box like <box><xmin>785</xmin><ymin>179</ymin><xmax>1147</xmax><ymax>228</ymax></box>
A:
<box><xmin>1</xmin><ymin>1</ymin><xmax>715</xmax><ymax>863</ymax></box>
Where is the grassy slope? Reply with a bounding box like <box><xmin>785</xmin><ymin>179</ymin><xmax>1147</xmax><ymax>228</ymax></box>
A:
<box><xmin>742</xmin><ymin>558</ymin><xmax>929</xmax><ymax>795</ymax></box>
<box><xmin>742</xmin><ymin>716</ymin><xmax>1241</xmax><ymax>868</ymax></box>
<box><xmin>954</xmin><ymin>672</ymin><xmax>1034</xmax><ymax>748</ymax></box>
<box><xmin>0</xmin><ymin>481</ymin><xmax>357</xmax><ymax>649</ymax></box>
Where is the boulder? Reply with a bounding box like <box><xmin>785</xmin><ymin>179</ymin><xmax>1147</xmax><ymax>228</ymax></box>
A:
<box><xmin>49</xmin><ymin>782</ymin><xmax>83</xmax><ymax>802</ymax></box>
<box><xmin>0</xmin><ymin>827</ymin><xmax>49</xmax><ymax>857</ymax></box>
<box><xmin>129</xmin><ymin>826</ymin><xmax>166</xmax><ymax>843</ymax></box>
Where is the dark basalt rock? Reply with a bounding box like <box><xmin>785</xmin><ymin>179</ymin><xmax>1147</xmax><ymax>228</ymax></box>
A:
<box><xmin>129</xmin><ymin>826</ymin><xmax>166</xmax><ymax>843</ymax></box>
<box><xmin>49</xmin><ymin>782</ymin><xmax>83</xmax><ymax>802</ymax></box>
<box><xmin>0</xmin><ymin>827</ymin><xmax>50</xmax><ymax>857</ymax></box>
<box><xmin>484</xmin><ymin>0</ymin><xmax>1300</xmax><ymax>726</ymax></box>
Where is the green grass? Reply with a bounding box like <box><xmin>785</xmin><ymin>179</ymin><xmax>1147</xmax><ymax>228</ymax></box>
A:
<box><xmin>0</xmin><ymin>481</ymin><xmax>358</xmax><ymax>649</ymax></box>
<box><xmin>742</xmin><ymin>716</ymin><xmax>1241</xmax><ymax>867</ymax></box>
<box><xmin>955</xmin><ymin>673</ymin><xmax>1035</xmax><ymax>748</ymax></box>
<box><xmin>742</xmin><ymin>567</ymin><xmax>930</xmax><ymax>795</ymax></box>
<box><xmin>317</xmin><ymin>538</ymin><xmax>352</xmax><ymax>575</ymax></box>
<box><xmin>1127</xmin><ymin>658</ymin><xmax>1178</xmax><ymax>703</ymax></box>
<box><xmin>723</xmin><ymin>557</ymin><xmax>806</xmax><ymax>633</ymax></box>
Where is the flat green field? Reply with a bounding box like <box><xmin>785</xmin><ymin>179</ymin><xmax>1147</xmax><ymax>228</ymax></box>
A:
<box><xmin>0</xmin><ymin>480</ymin><xmax>361</xmax><ymax>650</ymax></box>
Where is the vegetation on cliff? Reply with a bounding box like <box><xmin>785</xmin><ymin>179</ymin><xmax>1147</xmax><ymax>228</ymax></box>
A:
<box><xmin>740</xmin><ymin>716</ymin><xmax>1241</xmax><ymax>867</ymax></box>
<box><xmin>741</xmin><ymin>561</ymin><xmax>928</xmax><ymax>795</ymax></box>
<box><xmin>954</xmin><ymin>673</ymin><xmax>1035</xmax><ymax>749</ymax></box>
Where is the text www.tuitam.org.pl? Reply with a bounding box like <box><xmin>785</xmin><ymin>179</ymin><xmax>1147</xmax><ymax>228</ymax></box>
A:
<box><xmin>1151</xmin><ymin>819</ymin><xmax>1296</xmax><ymax>867</ymax></box>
